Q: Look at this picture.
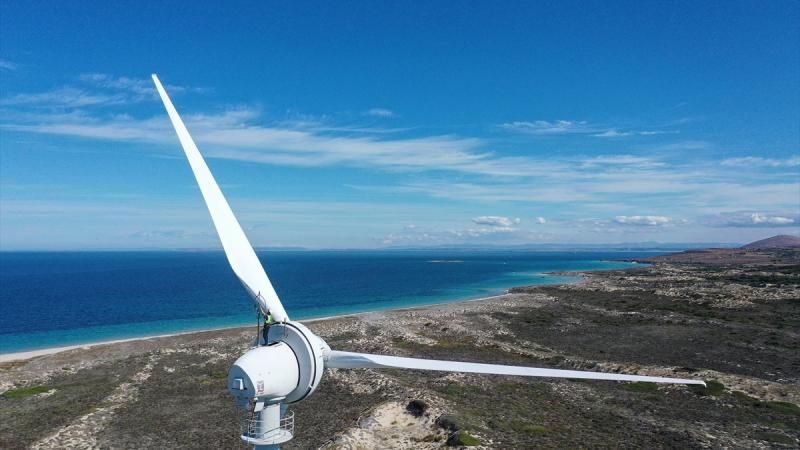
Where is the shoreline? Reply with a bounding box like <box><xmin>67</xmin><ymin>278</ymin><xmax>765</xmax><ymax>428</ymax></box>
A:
<box><xmin>0</xmin><ymin>258</ymin><xmax>637</xmax><ymax>362</ymax></box>
<box><xmin>0</xmin><ymin>292</ymin><xmax>514</xmax><ymax>364</ymax></box>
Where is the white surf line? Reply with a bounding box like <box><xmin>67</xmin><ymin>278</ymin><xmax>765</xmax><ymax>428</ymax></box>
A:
<box><xmin>0</xmin><ymin>327</ymin><xmax>240</xmax><ymax>363</ymax></box>
<box><xmin>0</xmin><ymin>293</ymin><xmax>518</xmax><ymax>363</ymax></box>
<box><xmin>31</xmin><ymin>356</ymin><xmax>157</xmax><ymax>450</ymax></box>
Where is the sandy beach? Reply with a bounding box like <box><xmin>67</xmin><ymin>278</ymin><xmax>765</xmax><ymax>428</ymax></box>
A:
<box><xmin>1</xmin><ymin>248</ymin><xmax>798</xmax><ymax>449</ymax></box>
<box><xmin>0</xmin><ymin>293</ymin><xmax>512</xmax><ymax>364</ymax></box>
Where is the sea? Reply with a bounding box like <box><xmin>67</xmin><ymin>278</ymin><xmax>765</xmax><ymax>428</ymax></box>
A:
<box><xmin>0</xmin><ymin>250</ymin><xmax>656</xmax><ymax>354</ymax></box>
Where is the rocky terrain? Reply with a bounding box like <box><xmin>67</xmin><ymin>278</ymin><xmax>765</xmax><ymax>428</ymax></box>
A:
<box><xmin>1</xmin><ymin>248</ymin><xmax>798</xmax><ymax>449</ymax></box>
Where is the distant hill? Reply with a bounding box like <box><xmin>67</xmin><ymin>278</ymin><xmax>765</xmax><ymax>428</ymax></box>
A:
<box><xmin>638</xmin><ymin>235</ymin><xmax>800</xmax><ymax>265</ymax></box>
<box><xmin>741</xmin><ymin>235</ymin><xmax>800</xmax><ymax>249</ymax></box>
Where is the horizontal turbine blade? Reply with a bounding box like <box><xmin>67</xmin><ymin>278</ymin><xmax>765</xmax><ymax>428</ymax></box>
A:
<box><xmin>152</xmin><ymin>74</ymin><xmax>288</xmax><ymax>322</ymax></box>
<box><xmin>326</xmin><ymin>350</ymin><xmax>705</xmax><ymax>385</ymax></box>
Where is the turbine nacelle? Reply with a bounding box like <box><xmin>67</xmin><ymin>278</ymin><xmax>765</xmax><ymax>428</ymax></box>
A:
<box><xmin>227</xmin><ymin>323</ymin><xmax>329</xmax><ymax>448</ymax></box>
<box><xmin>228</xmin><ymin>344</ymin><xmax>299</xmax><ymax>404</ymax></box>
<box><xmin>228</xmin><ymin>322</ymin><xmax>328</xmax><ymax>407</ymax></box>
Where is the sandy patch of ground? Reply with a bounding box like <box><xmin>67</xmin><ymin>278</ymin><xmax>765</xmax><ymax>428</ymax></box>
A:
<box><xmin>31</xmin><ymin>357</ymin><xmax>156</xmax><ymax>449</ymax></box>
<box><xmin>323</xmin><ymin>401</ymin><xmax>452</xmax><ymax>450</ymax></box>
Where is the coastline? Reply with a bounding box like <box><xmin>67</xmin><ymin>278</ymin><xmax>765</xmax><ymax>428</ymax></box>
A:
<box><xmin>0</xmin><ymin>292</ymin><xmax>514</xmax><ymax>363</ymax></box>
<box><xmin>0</xmin><ymin>259</ymin><xmax>638</xmax><ymax>363</ymax></box>
<box><xmin>1</xmin><ymin>253</ymin><xmax>643</xmax><ymax>359</ymax></box>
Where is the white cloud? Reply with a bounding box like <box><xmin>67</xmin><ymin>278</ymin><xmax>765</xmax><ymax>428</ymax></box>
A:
<box><xmin>129</xmin><ymin>229</ymin><xmax>209</xmax><ymax>239</ymax></box>
<box><xmin>702</xmin><ymin>211</ymin><xmax>798</xmax><ymax>228</ymax></box>
<box><xmin>363</xmin><ymin>108</ymin><xmax>394</xmax><ymax>118</ymax></box>
<box><xmin>379</xmin><ymin>224</ymin><xmax>539</xmax><ymax>247</ymax></box>
<box><xmin>534</xmin><ymin>217</ymin><xmax>546</xmax><ymax>224</ymax></box>
<box><xmin>0</xmin><ymin>74</ymin><xmax>202</xmax><ymax>108</ymax></box>
<box><xmin>593</xmin><ymin>129</ymin><xmax>633</xmax><ymax>138</ymax></box>
<box><xmin>0</xmin><ymin>59</ymin><xmax>18</xmax><ymax>70</ymax></box>
<box><xmin>3</xmin><ymin>77</ymin><xmax>798</xmax><ymax>222</ymax></box>
<box><xmin>472</xmin><ymin>216</ymin><xmax>520</xmax><ymax>227</ymax></box>
<box><xmin>79</xmin><ymin>73</ymin><xmax>154</xmax><ymax>97</ymax></box>
<box><xmin>500</xmin><ymin>120</ymin><xmax>586</xmax><ymax>135</ymax></box>
<box><xmin>502</xmin><ymin>121</ymin><xmax>670</xmax><ymax>138</ymax></box>
<box><xmin>580</xmin><ymin>155</ymin><xmax>665</xmax><ymax>168</ymax></box>
<box><xmin>0</xmin><ymin>87</ymin><xmax>127</xmax><ymax>108</ymax></box>
<box><xmin>614</xmin><ymin>215</ymin><xmax>674</xmax><ymax>226</ymax></box>
<box><xmin>720</xmin><ymin>156</ymin><xmax>800</xmax><ymax>168</ymax></box>
<box><xmin>751</xmin><ymin>213</ymin><xmax>794</xmax><ymax>225</ymax></box>
<box><xmin>593</xmin><ymin>129</ymin><xmax>669</xmax><ymax>138</ymax></box>
<box><xmin>649</xmin><ymin>141</ymin><xmax>710</xmax><ymax>152</ymax></box>
<box><xmin>4</xmin><ymin>106</ymin><xmax>572</xmax><ymax>177</ymax></box>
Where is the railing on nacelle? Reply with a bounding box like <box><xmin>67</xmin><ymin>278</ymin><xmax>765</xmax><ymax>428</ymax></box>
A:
<box><xmin>239</xmin><ymin>410</ymin><xmax>294</xmax><ymax>442</ymax></box>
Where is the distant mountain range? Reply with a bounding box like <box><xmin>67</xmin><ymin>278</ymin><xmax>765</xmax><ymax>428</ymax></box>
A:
<box><xmin>379</xmin><ymin>242</ymin><xmax>741</xmax><ymax>252</ymax></box>
<box><xmin>38</xmin><ymin>237</ymin><xmax>798</xmax><ymax>253</ymax></box>
<box><xmin>741</xmin><ymin>234</ymin><xmax>800</xmax><ymax>249</ymax></box>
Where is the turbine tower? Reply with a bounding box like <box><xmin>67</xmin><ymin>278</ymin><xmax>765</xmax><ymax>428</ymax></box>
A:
<box><xmin>151</xmin><ymin>74</ymin><xmax>704</xmax><ymax>449</ymax></box>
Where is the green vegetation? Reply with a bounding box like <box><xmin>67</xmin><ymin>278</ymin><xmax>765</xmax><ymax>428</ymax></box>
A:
<box><xmin>753</xmin><ymin>431</ymin><xmax>796</xmax><ymax>445</ymax></box>
<box><xmin>2</xmin><ymin>386</ymin><xmax>50</xmax><ymax>398</ymax></box>
<box><xmin>732</xmin><ymin>390</ymin><xmax>759</xmax><ymax>404</ymax></box>
<box><xmin>328</xmin><ymin>330</ymin><xmax>360</xmax><ymax>343</ymax></box>
<box><xmin>624</xmin><ymin>382</ymin><xmax>658</xmax><ymax>393</ymax></box>
<box><xmin>447</xmin><ymin>430</ymin><xmax>481</xmax><ymax>446</ymax></box>
<box><xmin>690</xmin><ymin>380</ymin><xmax>725</xmax><ymax>396</ymax></box>
<box><xmin>391</xmin><ymin>336</ymin><xmax>418</xmax><ymax>350</ymax></box>
<box><xmin>411</xmin><ymin>332</ymin><xmax>477</xmax><ymax>350</ymax></box>
<box><xmin>436</xmin><ymin>414</ymin><xmax>461</xmax><ymax>432</ymax></box>
<box><xmin>766</xmin><ymin>401</ymin><xmax>800</xmax><ymax>416</ymax></box>
<box><xmin>406</xmin><ymin>399</ymin><xmax>428</xmax><ymax>417</ymax></box>
<box><xmin>733</xmin><ymin>391</ymin><xmax>800</xmax><ymax>417</ymax></box>
<box><xmin>498</xmin><ymin>420</ymin><xmax>550</xmax><ymax>435</ymax></box>
<box><xmin>436</xmin><ymin>381</ymin><xmax>471</xmax><ymax>398</ymax></box>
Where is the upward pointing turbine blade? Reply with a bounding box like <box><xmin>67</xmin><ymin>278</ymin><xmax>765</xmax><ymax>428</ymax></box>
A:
<box><xmin>152</xmin><ymin>74</ymin><xmax>288</xmax><ymax>322</ymax></box>
<box><xmin>326</xmin><ymin>351</ymin><xmax>705</xmax><ymax>385</ymax></box>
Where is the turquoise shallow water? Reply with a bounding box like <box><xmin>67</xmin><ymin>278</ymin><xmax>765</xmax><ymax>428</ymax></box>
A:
<box><xmin>0</xmin><ymin>251</ymin><xmax>651</xmax><ymax>353</ymax></box>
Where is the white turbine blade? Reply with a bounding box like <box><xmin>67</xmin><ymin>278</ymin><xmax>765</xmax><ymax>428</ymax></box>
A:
<box><xmin>326</xmin><ymin>350</ymin><xmax>705</xmax><ymax>385</ymax></box>
<box><xmin>151</xmin><ymin>74</ymin><xmax>288</xmax><ymax>322</ymax></box>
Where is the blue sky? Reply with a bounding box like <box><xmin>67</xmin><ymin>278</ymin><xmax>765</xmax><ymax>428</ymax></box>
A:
<box><xmin>1</xmin><ymin>1</ymin><xmax>798</xmax><ymax>250</ymax></box>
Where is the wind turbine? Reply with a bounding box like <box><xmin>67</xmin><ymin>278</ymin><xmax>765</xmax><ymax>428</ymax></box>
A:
<box><xmin>151</xmin><ymin>75</ymin><xmax>704</xmax><ymax>449</ymax></box>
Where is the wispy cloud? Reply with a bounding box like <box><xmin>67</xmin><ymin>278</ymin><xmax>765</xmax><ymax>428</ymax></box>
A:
<box><xmin>3</xmin><ymin>105</ymin><xmax>565</xmax><ymax>177</ymax></box>
<box><xmin>129</xmin><ymin>229</ymin><xmax>212</xmax><ymax>239</ymax></box>
<box><xmin>0</xmin><ymin>87</ymin><xmax>127</xmax><ymax>108</ymax></box>
<box><xmin>580</xmin><ymin>155</ymin><xmax>665</xmax><ymax>168</ymax></box>
<box><xmin>502</xmin><ymin>120</ymin><xmax>672</xmax><ymax>138</ymax></box>
<box><xmin>3</xmin><ymin>76</ymin><xmax>798</xmax><ymax>234</ymax></box>
<box><xmin>0</xmin><ymin>59</ymin><xmax>18</xmax><ymax>70</ymax></box>
<box><xmin>593</xmin><ymin>129</ymin><xmax>670</xmax><ymax>138</ymax></box>
<box><xmin>472</xmin><ymin>216</ymin><xmax>520</xmax><ymax>227</ymax></box>
<box><xmin>363</xmin><ymin>108</ymin><xmax>394</xmax><ymax>118</ymax></box>
<box><xmin>593</xmin><ymin>129</ymin><xmax>632</xmax><ymax>138</ymax></box>
<box><xmin>500</xmin><ymin>120</ymin><xmax>587</xmax><ymax>135</ymax></box>
<box><xmin>703</xmin><ymin>211</ymin><xmax>798</xmax><ymax>227</ymax></box>
<box><xmin>721</xmin><ymin>156</ymin><xmax>800</xmax><ymax>168</ymax></box>
<box><xmin>0</xmin><ymin>73</ymin><xmax>203</xmax><ymax>109</ymax></box>
<box><xmin>614</xmin><ymin>215</ymin><xmax>676</xmax><ymax>227</ymax></box>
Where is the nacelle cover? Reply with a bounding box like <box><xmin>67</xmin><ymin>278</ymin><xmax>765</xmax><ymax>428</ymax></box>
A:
<box><xmin>228</xmin><ymin>343</ymin><xmax>300</xmax><ymax>401</ymax></box>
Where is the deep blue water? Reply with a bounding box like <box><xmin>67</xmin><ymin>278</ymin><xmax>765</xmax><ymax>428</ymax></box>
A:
<box><xmin>0</xmin><ymin>251</ymin><xmax>653</xmax><ymax>353</ymax></box>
